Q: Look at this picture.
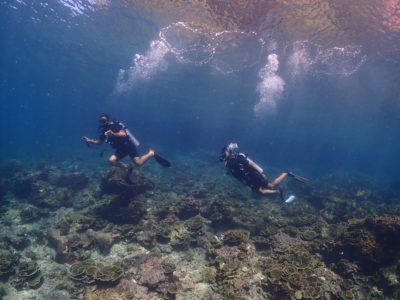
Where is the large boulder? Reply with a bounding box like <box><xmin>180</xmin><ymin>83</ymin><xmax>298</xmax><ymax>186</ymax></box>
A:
<box><xmin>94</xmin><ymin>167</ymin><xmax>154</xmax><ymax>225</ymax></box>
<box><xmin>94</xmin><ymin>194</ymin><xmax>147</xmax><ymax>225</ymax></box>
<box><xmin>100</xmin><ymin>167</ymin><xmax>154</xmax><ymax>196</ymax></box>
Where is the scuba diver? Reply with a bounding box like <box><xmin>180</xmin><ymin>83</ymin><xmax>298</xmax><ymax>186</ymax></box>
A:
<box><xmin>219</xmin><ymin>143</ymin><xmax>307</xmax><ymax>199</ymax></box>
<box><xmin>82</xmin><ymin>114</ymin><xmax>170</xmax><ymax>174</ymax></box>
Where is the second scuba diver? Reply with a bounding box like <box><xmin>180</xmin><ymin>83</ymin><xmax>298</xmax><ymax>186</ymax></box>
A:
<box><xmin>220</xmin><ymin>143</ymin><xmax>307</xmax><ymax>199</ymax></box>
<box><xmin>82</xmin><ymin>114</ymin><xmax>158</xmax><ymax>182</ymax></box>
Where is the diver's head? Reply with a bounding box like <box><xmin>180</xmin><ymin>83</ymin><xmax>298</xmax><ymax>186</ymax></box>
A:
<box><xmin>99</xmin><ymin>114</ymin><xmax>110</xmax><ymax>126</ymax></box>
<box><xmin>219</xmin><ymin>143</ymin><xmax>239</xmax><ymax>161</ymax></box>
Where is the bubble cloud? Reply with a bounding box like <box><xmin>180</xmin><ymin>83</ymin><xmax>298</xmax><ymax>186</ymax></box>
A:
<box><xmin>254</xmin><ymin>54</ymin><xmax>285</xmax><ymax>116</ymax></box>
<box><xmin>115</xmin><ymin>23</ymin><xmax>366</xmax><ymax>117</ymax></box>
<box><xmin>115</xmin><ymin>22</ymin><xmax>264</xmax><ymax>93</ymax></box>
<box><xmin>286</xmin><ymin>41</ymin><xmax>366</xmax><ymax>78</ymax></box>
<box><xmin>116</xmin><ymin>40</ymin><xmax>170</xmax><ymax>93</ymax></box>
<box><xmin>58</xmin><ymin>0</ymin><xmax>110</xmax><ymax>16</ymax></box>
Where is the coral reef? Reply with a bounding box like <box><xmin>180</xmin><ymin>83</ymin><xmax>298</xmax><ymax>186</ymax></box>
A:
<box><xmin>258</xmin><ymin>245</ymin><xmax>341</xmax><ymax>299</ymax></box>
<box><xmin>47</xmin><ymin>226</ymin><xmax>118</xmax><ymax>263</ymax></box>
<box><xmin>1</xmin><ymin>226</ymin><xmax>31</xmax><ymax>250</ymax></box>
<box><xmin>208</xmin><ymin>231</ymin><xmax>261</xmax><ymax>299</ymax></box>
<box><xmin>20</xmin><ymin>206</ymin><xmax>50</xmax><ymax>223</ymax></box>
<box><xmin>169</xmin><ymin>225</ymin><xmax>193</xmax><ymax>250</ymax></box>
<box><xmin>69</xmin><ymin>259</ymin><xmax>123</xmax><ymax>284</ymax></box>
<box><xmin>135</xmin><ymin>254</ymin><xmax>181</xmax><ymax>296</ymax></box>
<box><xmin>55</xmin><ymin>171</ymin><xmax>89</xmax><ymax>191</ymax></box>
<box><xmin>326</xmin><ymin>215</ymin><xmax>400</xmax><ymax>270</ymax></box>
<box><xmin>2</xmin><ymin>159</ymin><xmax>400</xmax><ymax>299</ymax></box>
<box><xmin>222</xmin><ymin>229</ymin><xmax>249</xmax><ymax>246</ymax></box>
<box><xmin>9</xmin><ymin>260</ymin><xmax>43</xmax><ymax>290</ymax></box>
<box><xmin>175</xmin><ymin>196</ymin><xmax>201</xmax><ymax>220</ymax></box>
<box><xmin>203</xmin><ymin>198</ymin><xmax>234</xmax><ymax>225</ymax></box>
<box><xmin>0</xmin><ymin>253</ymin><xmax>19</xmax><ymax>278</ymax></box>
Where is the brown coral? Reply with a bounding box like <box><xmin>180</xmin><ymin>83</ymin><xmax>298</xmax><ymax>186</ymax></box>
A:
<box><xmin>329</xmin><ymin>215</ymin><xmax>400</xmax><ymax>270</ymax></box>
<box><xmin>69</xmin><ymin>259</ymin><xmax>123</xmax><ymax>284</ymax></box>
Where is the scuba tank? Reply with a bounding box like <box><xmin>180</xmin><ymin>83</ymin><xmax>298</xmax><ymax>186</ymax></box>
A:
<box><xmin>119</xmin><ymin>122</ymin><xmax>140</xmax><ymax>147</ymax></box>
<box><xmin>246</xmin><ymin>157</ymin><xmax>264</xmax><ymax>174</ymax></box>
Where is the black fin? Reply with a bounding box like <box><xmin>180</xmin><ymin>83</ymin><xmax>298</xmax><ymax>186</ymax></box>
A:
<box><xmin>154</xmin><ymin>153</ymin><xmax>171</xmax><ymax>167</ymax></box>
<box><xmin>290</xmin><ymin>173</ymin><xmax>309</xmax><ymax>183</ymax></box>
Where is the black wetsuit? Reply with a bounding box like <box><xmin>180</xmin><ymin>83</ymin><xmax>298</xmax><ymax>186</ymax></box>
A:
<box><xmin>226</xmin><ymin>153</ymin><xmax>268</xmax><ymax>192</ymax></box>
<box><xmin>99</xmin><ymin>121</ymin><xmax>138</xmax><ymax>159</ymax></box>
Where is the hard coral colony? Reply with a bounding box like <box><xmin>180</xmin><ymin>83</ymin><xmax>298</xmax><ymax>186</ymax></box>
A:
<box><xmin>0</xmin><ymin>160</ymin><xmax>400</xmax><ymax>299</ymax></box>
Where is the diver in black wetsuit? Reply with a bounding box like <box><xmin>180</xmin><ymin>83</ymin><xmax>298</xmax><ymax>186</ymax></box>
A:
<box><xmin>219</xmin><ymin>143</ymin><xmax>305</xmax><ymax>197</ymax></box>
<box><xmin>82</xmin><ymin>114</ymin><xmax>155</xmax><ymax>170</ymax></box>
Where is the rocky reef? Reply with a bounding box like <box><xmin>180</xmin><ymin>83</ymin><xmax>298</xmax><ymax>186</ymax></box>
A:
<box><xmin>0</xmin><ymin>158</ymin><xmax>400</xmax><ymax>299</ymax></box>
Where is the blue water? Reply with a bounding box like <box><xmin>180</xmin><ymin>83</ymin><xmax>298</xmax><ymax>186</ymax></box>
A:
<box><xmin>1</xmin><ymin>0</ymin><xmax>400</xmax><ymax>185</ymax></box>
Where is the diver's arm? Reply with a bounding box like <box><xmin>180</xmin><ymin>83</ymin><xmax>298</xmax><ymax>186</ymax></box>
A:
<box><xmin>105</xmin><ymin>129</ymin><xmax>127</xmax><ymax>137</ymax></box>
<box><xmin>82</xmin><ymin>136</ymin><xmax>102</xmax><ymax>144</ymax></box>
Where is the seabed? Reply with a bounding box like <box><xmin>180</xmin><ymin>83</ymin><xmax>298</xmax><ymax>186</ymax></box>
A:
<box><xmin>0</xmin><ymin>156</ymin><xmax>400</xmax><ymax>300</ymax></box>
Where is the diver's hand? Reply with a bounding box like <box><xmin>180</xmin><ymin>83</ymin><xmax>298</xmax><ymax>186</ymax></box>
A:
<box><xmin>82</xmin><ymin>136</ymin><xmax>92</xmax><ymax>147</ymax></box>
<box><xmin>105</xmin><ymin>130</ymin><xmax>114</xmax><ymax>137</ymax></box>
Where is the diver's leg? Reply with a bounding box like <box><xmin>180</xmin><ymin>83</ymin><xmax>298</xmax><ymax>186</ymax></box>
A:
<box><xmin>258</xmin><ymin>187</ymin><xmax>281</xmax><ymax>195</ymax></box>
<box><xmin>259</xmin><ymin>187</ymin><xmax>284</xmax><ymax>200</ymax></box>
<box><xmin>132</xmin><ymin>149</ymin><xmax>155</xmax><ymax>166</ymax></box>
<box><xmin>269</xmin><ymin>172</ymin><xmax>289</xmax><ymax>189</ymax></box>
<box><xmin>109</xmin><ymin>154</ymin><xmax>131</xmax><ymax>169</ymax></box>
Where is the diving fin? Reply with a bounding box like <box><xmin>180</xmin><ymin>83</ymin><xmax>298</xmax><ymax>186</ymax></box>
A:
<box><xmin>154</xmin><ymin>153</ymin><xmax>171</xmax><ymax>167</ymax></box>
<box><xmin>286</xmin><ymin>171</ymin><xmax>309</xmax><ymax>184</ymax></box>
<box><xmin>284</xmin><ymin>195</ymin><xmax>296</xmax><ymax>203</ymax></box>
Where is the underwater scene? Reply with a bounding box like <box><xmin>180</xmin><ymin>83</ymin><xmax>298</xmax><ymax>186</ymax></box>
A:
<box><xmin>1</xmin><ymin>0</ymin><xmax>400</xmax><ymax>299</ymax></box>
